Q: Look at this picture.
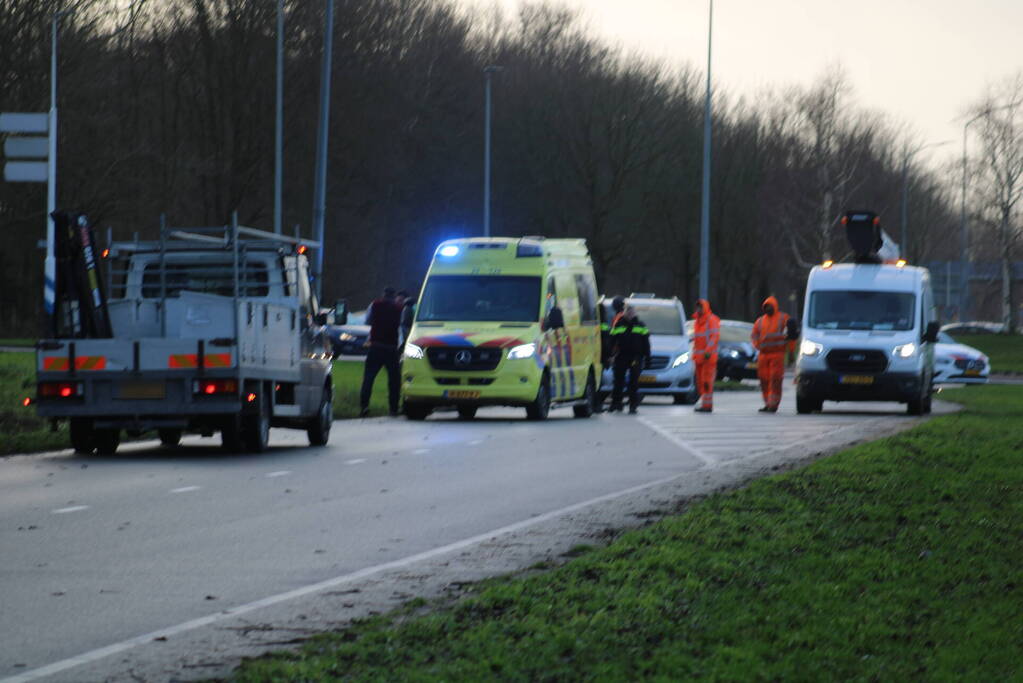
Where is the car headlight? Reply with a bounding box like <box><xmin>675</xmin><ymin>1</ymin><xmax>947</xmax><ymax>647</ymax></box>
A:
<box><xmin>404</xmin><ymin>343</ymin><xmax>424</xmax><ymax>359</ymax></box>
<box><xmin>726</xmin><ymin>349</ymin><xmax>740</xmax><ymax>358</ymax></box>
<box><xmin>672</xmin><ymin>351</ymin><xmax>691</xmax><ymax>367</ymax></box>
<box><xmin>893</xmin><ymin>342</ymin><xmax>917</xmax><ymax>359</ymax></box>
<box><xmin>339</xmin><ymin>332</ymin><xmax>356</xmax><ymax>342</ymax></box>
<box><xmin>507</xmin><ymin>343</ymin><xmax>536</xmax><ymax>360</ymax></box>
<box><xmin>800</xmin><ymin>340</ymin><xmax>823</xmax><ymax>357</ymax></box>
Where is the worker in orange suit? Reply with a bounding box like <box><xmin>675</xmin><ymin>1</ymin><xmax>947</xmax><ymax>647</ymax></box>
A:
<box><xmin>751</xmin><ymin>295</ymin><xmax>798</xmax><ymax>413</ymax></box>
<box><xmin>691</xmin><ymin>298</ymin><xmax>720</xmax><ymax>413</ymax></box>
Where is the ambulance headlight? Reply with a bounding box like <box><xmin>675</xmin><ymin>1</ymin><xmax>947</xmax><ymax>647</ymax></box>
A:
<box><xmin>893</xmin><ymin>342</ymin><xmax>917</xmax><ymax>359</ymax></box>
<box><xmin>800</xmin><ymin>340</ymin><xmax>823</xmax><ymax>357</ymax></box>
<box><xmin>404</xmin><ymin>343</ymin><xmax>424</xmax><ymax>359</ymax></box>
<box><xmin>507</xmin><ymin>343</ymin><xmax>536</xmax><ymax>360</ymax></box>
<box><xmin>438</xmin><ymin>245</ymin><xmax>460</xmax><ymax>258</ymax></box>
<box><xmin>671</xmin><ymin>351</ymin><xmax>691</xmax><ymax>367</ymax></box>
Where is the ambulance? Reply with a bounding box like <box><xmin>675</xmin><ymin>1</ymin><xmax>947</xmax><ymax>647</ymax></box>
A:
<box><xmin>401</xmin><ymin>237</ymin><xmax>601</xmax><ymax>420</ymax></box>
<box><xmin>795</xmin><ymin>211</ymin><xmax>940</xmax><ymax>415</ymax></box>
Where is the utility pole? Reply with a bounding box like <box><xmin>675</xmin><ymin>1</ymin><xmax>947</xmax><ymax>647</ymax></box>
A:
<box><xmin>483</xmin><ymin>66</ymin><xmax>503</xmax><ymax>238</ymax></box>
<box><xmin>698</xmin><ymin>0</ymin><xmax>713</xmax><ymax>301</ymax></box>
<box><xmin>311</xmin><ymin>0</ymin><xmax>334</xmax><ymax>299</ymax></box>
<box><xmin>274</xmin><ymin>0</ymin><xmax>284</xmax><ymax>234</ymax></box>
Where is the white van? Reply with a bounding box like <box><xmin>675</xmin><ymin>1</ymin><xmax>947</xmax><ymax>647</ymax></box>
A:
<box><xmin>795</xmin><ymin>260</ymin><xmax>940</xmax><ymax>415</ymax></box>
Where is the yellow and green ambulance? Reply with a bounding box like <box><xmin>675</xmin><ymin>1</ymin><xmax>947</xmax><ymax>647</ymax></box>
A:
<box><xmin>402</xmin><ymin>237</ymin><xmax>601</xmax><ymax>420</ymax></box>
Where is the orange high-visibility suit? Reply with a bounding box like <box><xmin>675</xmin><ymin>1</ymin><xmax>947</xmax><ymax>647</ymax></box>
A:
<box><xmin>691</xmin><ymin>299</ymin><xmax>720</xmax><ymax>411</ymax></box>
<box><xmin>751</xmin><ymin>296</ymin><xmax>794</xmax><ymax>412</ymax></box>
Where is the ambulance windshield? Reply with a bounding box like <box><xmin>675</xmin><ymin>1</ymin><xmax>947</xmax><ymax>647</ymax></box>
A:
<box><xmin>417</xmin><ymin>275</ymin><xmax>542</xmax><ymax>322</ymax></box>
<box><xmin>809</xmin><ymin>290</ymin><xmax>915</xmax><ymax>331</ymax></box>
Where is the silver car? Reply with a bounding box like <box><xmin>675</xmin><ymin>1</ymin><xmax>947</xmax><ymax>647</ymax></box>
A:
<box><xmin>599</xmin><ymin>294</ymin><xmax>699</xmax><ymax>404</ymax></box>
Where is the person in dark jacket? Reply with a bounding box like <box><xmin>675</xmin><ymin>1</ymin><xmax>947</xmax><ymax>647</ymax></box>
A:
<box><xmin>398</xmin><ymin>289</ymin><xmax>417</xmax><ymax>350</ymax></box>
<box><xmin>609</xmin><ymin>305</ymin><xmax>652</xmax><ymax>414</ymax></box>
<box><xmin>360</xmin><ymin>287</ymin><xmax>402</xmax><ymax>417</ymax></box>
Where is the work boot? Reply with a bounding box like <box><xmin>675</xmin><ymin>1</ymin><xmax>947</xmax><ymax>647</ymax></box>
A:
<box><xmin>758</xmin><ymin>406</ymin><xmax>771</xmax><ymax>413</ymax></box>
<box><xmin>694</xmin><ymin>406</ymin><xmax>712</xmax><ymax>413</ymax></box>
<box><xmin>609</xmin><ymin>403</ymin><xmax>623</xmax><ymax>413</ymax></box>
<box><xmin>359</xmin><ymin>407</ymin><xmax>370</xmax><ymax>418</ymax></box>
<box><xmin>628</xmin><ymin>406</ymin><xmax>638</xmax><ymax>415</ymax></box>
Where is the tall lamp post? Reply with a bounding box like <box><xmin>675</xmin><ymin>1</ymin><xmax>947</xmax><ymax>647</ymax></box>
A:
<box><xmin>274</xmin><ymin>0</ymin><xmax>284</xmax><ymax>234</ymax></box>
<box><xmin>483</xmin><ymin>65</ymin><xmax>503</xmax><ymax>238</ymax></box>
<box><xmin>698</xmin><ymin>0</ymin><xmax>713</xmax><ymax>300</ymax></box>
<box><xmin>311</xmin><ymin>0</ymin><xmax>334</xmax><ymax>299</ymax></box>
<box><xmin>959</xmin><ymin>104</ymin><xmax>1012</xmax><ymax>320</ymax></box>
<box><xmin>899</xmin><ymin>139</ymin><xmax>950</xmax><ymax>261</ymax></box>
<box><xmin>45</xmin><ymin>9</ymin><xmax>74</xmax><ymax>322</ymax></box>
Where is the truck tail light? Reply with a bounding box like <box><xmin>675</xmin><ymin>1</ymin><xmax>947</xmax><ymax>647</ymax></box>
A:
<box><xmin>38</xmin><ymin>381</ymin><xmax>84</xmax><ymax>399</ymax></box>
<box><xmin>192</xmin><ymin>379</ymin><xmax>238</xmax><ymax>395</ymax></box>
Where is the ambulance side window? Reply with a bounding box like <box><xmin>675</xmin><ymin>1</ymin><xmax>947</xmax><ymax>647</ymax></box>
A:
<box><xmin>575</xmin><ymin>274</ymin><xmax>597</xmax><ymax>325</ymax></box>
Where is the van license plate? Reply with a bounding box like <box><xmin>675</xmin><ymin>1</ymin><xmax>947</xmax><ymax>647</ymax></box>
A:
<box><xmin>117</xmin><ymin>380</ymin><xmax>166</xmax><ymax>399</ymax></box>
<box><xmin>839</xmin><ymin>375</ymin><xmax>873</xmax><ymax>385</ymax></box>
<box><xmin>445</xmin><ymin>390</ymin><xmax>480</xmax><ymax>399</ymax></box>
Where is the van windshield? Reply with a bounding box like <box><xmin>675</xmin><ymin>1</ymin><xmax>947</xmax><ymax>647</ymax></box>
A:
<box><xmin>809</xmin><ymin>290</ymin><xmax>915</xmax><ymax>331</ymax></box>
<box><xmin>417</xmin><ymin>275</ymin><xmax>542</xmax><ymax>323</ymax></box>
<box><xmin>630</xmin><ymin>305</ymin><xmax>684</xmax><ymax>335</ymax></box>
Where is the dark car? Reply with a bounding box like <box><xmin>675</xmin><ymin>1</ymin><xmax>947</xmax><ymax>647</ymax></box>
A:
<box><xmin>686</xmin><ymin>318</ymin><xmax>758</xmax><ymax>381</ymax></box>
<box><xmin>327</xmin><ymin>310</ymin><xmax>369</xmax><ymax>357</ymax></box>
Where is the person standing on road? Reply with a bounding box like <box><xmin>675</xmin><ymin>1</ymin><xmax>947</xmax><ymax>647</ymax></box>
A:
<box><xmin>360</xmin><ymin>287</ymin><xmax>402</xmax><ymax>417</ymax></box>
<box><xmin>609</xmin><ymin>305</ymin><xmax>651</xmax><ymax>415</ymax></box>
<box><xmin>398</xmin><ymin>289</ymin><xmax>417</xmax><ymax>350</ymax></box>
<box><xmin>691</xmin><ymin>298</ymin><xmax>720</xmax><ymax>413</ymax></box>
<box><xmin>751</xmin><ymin>295</ymin><xmax>798</xmax><ymax>413</ymax></box>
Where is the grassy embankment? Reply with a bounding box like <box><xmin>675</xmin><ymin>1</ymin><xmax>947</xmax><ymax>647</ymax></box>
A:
<box><xmin>952</xmin><ymin>333</ymin><xmax>1023</xmax><ymax>374</ymax></box>
<box><xmin>0</xmin><ymin>354</ymin><xmax>393</xmax><ymax>455</ymax></box>
<box><xmin>230</xmin><ymin>384</ymin><xmax>1023</xmax><ymax>681</ymax></box>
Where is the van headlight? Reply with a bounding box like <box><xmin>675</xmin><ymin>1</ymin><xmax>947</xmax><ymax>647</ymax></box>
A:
<box><xmin>800</xmin><ymin>340</ymin><xmax>823</xmax><ymax>357</ymax></box>
<box><xmin>893</xmin><ymin>342</ymin><xmax>917</xmax><ymax>359</ymax></box>
<box><xmin>507</xmin><ymin>343</ymin><xmax>536</xmax><ymax>360</ymax></box>
<box><xmin>671</xmin><ymin>352</ymin><xmax>690</xmax><ymax>368</ymax></box>
<box><xmin>404</xmin><ymin>343</ymin><xmax>424</xmax><ymax>359</ymax></box>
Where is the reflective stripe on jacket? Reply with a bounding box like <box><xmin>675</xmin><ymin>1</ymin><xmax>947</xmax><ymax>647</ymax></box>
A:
<box><xmin>691</xmin><ymin>298</ymin><xmax>720</xmax><ymax>358</ymax></box>
<box><xmin>751</xmin><ymin>295</ymin><xmax>792</xmax><ymax>355</ymax></box>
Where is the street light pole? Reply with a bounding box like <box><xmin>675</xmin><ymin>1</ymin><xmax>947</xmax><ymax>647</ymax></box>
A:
<box><xmin>899</xmin><ymin>139</ymin><xmax>950</xmax><ymax>261</ymax></box>
<box><xmin>274</xmin><ymin>0</ymin><xmax>284</xmax><ymax>234</ymax></box>
<box><xmin>311</xmin><ymin>0</ymin><xmax>334</xmax><ymax>300</ymax></box>
<box><xmin>483</xmin><ymin>65</ymin><xmax>502</xmax><ymax>238</ymax></box>
<box><xmin>698</xmin><ymin>0</ymin><xmax>713</xmax><ymax>301</ymax></box>
<box><xmin>45</xmin><ymin>10</ymin><xmax>72</xmax><ymax>321</ymax></box>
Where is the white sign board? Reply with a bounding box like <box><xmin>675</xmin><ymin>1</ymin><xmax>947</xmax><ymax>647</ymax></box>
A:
<box><xmin>4</xmin><ymin>161</ymin><xmax>48</xmax><ymax>182</ymax></box>
<box><xmin>4</xmin><ymin>136</ymin><xmax>48</xmax><ymax>159</ymax></box>
<box><xmin>0</xmin><ymin>113</ymin><xmax>49</xmax><ymax>134</ymax></box>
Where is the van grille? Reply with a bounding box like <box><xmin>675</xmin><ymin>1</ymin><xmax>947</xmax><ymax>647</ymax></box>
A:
<box><xmin>426</xmin><ymin>347</ymin><xmax>502</xmax><ymax>372</ymax></box>
<box><xmin>826</xmin><ymin>349</ymin><xmax>888</xmax><ymax>374</ymax></box>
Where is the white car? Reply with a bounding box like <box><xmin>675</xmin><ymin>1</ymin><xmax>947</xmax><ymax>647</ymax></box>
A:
<box><xmin>933</xmin><ymin>332</ymin><xmax>989</xmax><ymax>384</ymax></box>
<box><xmin>599</xmin><ymin>294</ymin><xmax>699</xmax><ymax>404</ymax></box>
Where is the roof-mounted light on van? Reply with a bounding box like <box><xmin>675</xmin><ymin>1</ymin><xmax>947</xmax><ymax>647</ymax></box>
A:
<box><xmin>822</xmin><ymin>260</ymin><xmax>834</xmax><ymax>269</ymax></box>
<box><xmin>895</xmin><ymin>259</ymin><xmax>907</xmax><ymax>268</ymax></box>
<box><xmin>438</xmin><ymin>245</ymin><xmax>460</xmax><ymax>258</ymax></box>
<box><xmin>297</xmin><ymin>244</ymin><xmax>308</xmax><ymax>255</ymax></box>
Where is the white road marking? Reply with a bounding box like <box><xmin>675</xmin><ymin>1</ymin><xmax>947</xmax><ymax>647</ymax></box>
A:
<box><xmin>637</xmin><ymin>417</ymin><xmax>715</xmax><ymax>466</ymax></box>
<box><xmin>2</xmin><ymin>467</ymin><xmax>726</xmax><ymax>683</ymax></box>
<box><xmin>468</xmin><ymin>440</ymin><xmax>484</xmax><ymax>446</ymax></box>
<box><xmin>344</xmin><ymin>458</ymin><xmax>366</xmax><ymax>465</ymax></box>
<box><xmin>170</xmin><ymin>486</ymin><xmax>201</xmax><ymax>494</ymax></box>
<box><xmin>265</xmin><ymin>471</ymin><xmax>291</xmax><ymax>478</ymax></box>
<box><xmin>51</xmin><ymin>505</ymin><xmax>89</xmax><ymax>515</ymax></box>
<box><xmin>413</xmin><ymin>448</ymin><xmax>431</xmax><ymax>454</ymax></box>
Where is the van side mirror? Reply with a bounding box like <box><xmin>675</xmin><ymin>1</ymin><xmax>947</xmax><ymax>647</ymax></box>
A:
<box><xmin>313</xmin><ymin>310</ymin><xmax>330</xmax><ymax>326</ymax></box>
<box><xmin>334</xmin><ymin>299</ymin><xmax>348</xmax><ymax>325</ymax></box>
<box><xmin>544</xmin><ymin>307</ymin><xmax>565</xmax><ymax>331</ymax></box>
<box><xmin>923</xmin><ymin>320</ymin><xmax>940</xmax><ymax>343</ymax></box>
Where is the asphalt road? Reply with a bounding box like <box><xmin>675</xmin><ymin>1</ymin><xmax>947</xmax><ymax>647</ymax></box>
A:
<box><xmin>0</xmin><ymin>391</ymin><xmax>956</xmax><ymax>682</ymax></box>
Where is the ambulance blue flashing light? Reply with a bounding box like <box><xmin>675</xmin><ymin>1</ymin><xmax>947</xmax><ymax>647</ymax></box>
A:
<box><xmin>438</xmin><ymin>245</ymin><xmax>460</xmax><ymax>258</ymax></box>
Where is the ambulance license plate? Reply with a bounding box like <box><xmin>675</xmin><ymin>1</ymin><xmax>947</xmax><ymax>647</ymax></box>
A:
<box><xmin>639</xmin><ymin>375</ymin><xmax>658</xmax><ymax>384</ymax></box>
<box><xmin>117</xmin><ymin>380</ymin><xmax>166</xmax><ymax>399</ymax></box>
<box><xmin>445</xmin><ymin>390</ymin><xmax>480</xmax><ymax>399</ymax></box>
<box><xmin>839</xmin><ymin>375</ymin><xmax>874</xmax><ymax>385</ymax></box>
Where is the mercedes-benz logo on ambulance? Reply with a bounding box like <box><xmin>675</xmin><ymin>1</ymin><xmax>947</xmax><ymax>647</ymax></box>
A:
<box><xmin>454</xmin><ymin>350</ymin><xmax>472</xmax><ymax>366</ymax></box>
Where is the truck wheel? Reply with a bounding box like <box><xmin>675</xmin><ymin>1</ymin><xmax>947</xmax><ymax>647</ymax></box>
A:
<box><xmin>573</xmin><ymin>373</ymin><xmax>596</xmax><ymax>418</ymax></box>
<box><xmin>221</xmin><ymin>416</ymin><xmax>243</xmax><ymax>452</ymax></box>
<box><xmin>69</xmin><ymin>418</ymin><xmax>95</xmax><ymax>454</ymax></box>
<box><xmin>405</xmin><ymin>403</ymin><xmax>431</xmax><ymax>421</ymax></box>
<box><xmin>242</xmin><ymin>398</ymin><xmax>271</xmax><ymax>452</ymax></box>
<box><xmin>158</xmin><ymin>429</ymin><xmax>182</xmax><ymax>447</ymax></box>
<box><xmin>307</xmin><ymin>389</ymin><xmax>333</xmax><ymax>446</ymax></box>
<box><xmin>526</xmin><ymin>376</ymin><xmax>550</xmax><ymax>421</ymax></box>
<box><xmin>457</xmin><ymin>405</ymin><xmax>478</xmax><ymax>420</ymax></box>
<box><xmin>94</xmin><ymin>429</ymin><xmax>120</xmax><ymax>455</ymax></box>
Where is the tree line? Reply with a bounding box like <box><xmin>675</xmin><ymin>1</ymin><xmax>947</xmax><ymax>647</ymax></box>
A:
<box><xmin>1</xmin><ymin>0</ymin><xmax>1016</xmax><ymax>334</ymax></box>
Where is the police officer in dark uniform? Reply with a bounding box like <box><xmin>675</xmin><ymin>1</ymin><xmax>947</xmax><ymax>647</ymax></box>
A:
<box><xmin>609</xmin><ymin>305</ymin><xmax>651</xmax><ymax>414</ymax></box>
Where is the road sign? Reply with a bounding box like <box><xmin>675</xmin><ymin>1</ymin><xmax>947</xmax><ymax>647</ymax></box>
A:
<box><xmin>4</xmin><ymin>161</ymin><xmax>48</xmax><ymax>182</ymax></box>
<box><xmin>4</xmin><ymin>136</ymin><xmax>48</xmax><ymax>159</ymax></box>
<box><xmin>0</xmin><ymin>112</ymin><xmax>49</xmax><ymax>134</ymax></box>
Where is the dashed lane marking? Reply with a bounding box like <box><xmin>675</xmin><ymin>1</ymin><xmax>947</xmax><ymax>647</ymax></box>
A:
<box><xmin>51</xmin><ymin>505</ymin><xmax>89</xmax><ymax>514</ymax></box>
<box><xmin>265</xmin><ymin>471</ymin><xmax>291</xmax><ymax>478</ymax></box>
<box><xmin>344</xmin><ymin>459</ymin><xmax>366</xmax><ymax>465</ymax></box>
<box><xmin>170</xmin><ymin>486</ymin><xmax>201</xmax><ymax>494</ymax></box>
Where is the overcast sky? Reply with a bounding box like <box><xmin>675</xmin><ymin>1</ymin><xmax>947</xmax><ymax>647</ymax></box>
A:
<box><xmin>468</xmin><ymin>0</ymin><xmax>1022</xmax><ymax>169</ymax></box>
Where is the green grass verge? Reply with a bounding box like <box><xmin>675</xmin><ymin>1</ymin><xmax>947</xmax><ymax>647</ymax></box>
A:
<box><xmin>949</xmin><ymin>333</ymin><xmax>1023</xmax><ymax>374</ymax></box>
<box><xmin>331</xmin><ymin>360</ymin><xmax>395</xmax><ymax>418</ymax></box>
<box><xmin>230</xmin><ymin>385</ymin><xmax>1023</xmax><ymax>681</ymax></box>
<box><xmin>0</xmin><ymin>338</ymin><xmax>34</xmax><ymax>347</ymax></box>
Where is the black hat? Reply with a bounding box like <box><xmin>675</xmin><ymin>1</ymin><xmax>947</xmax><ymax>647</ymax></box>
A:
<box><xmin>612</xmin><ymin>296</ymin><xmax>625</xmax><ymax>311</ymax></box>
